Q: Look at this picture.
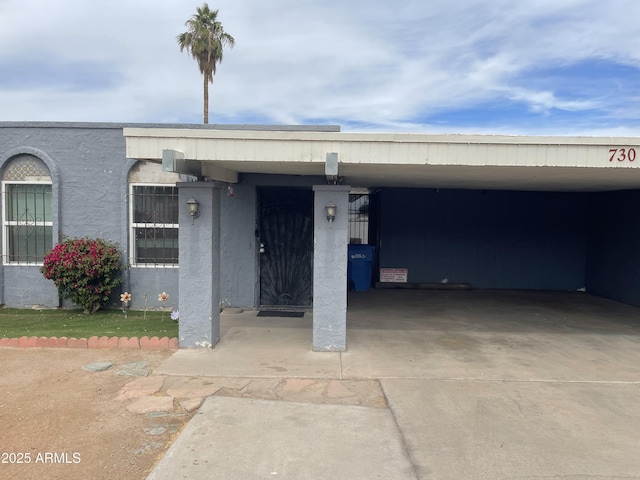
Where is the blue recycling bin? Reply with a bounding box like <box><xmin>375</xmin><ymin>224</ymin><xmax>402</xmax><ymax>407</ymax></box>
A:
<box><xmin>348</xmin><ymin>245</ymin><xmax>376</xmax><ymax>292</ymax></box>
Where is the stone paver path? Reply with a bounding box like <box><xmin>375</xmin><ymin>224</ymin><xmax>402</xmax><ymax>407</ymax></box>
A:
<box><xmin>115</xmin><ymin>374</ymin><xmax>387</xmax><ymax>417</ymax></box>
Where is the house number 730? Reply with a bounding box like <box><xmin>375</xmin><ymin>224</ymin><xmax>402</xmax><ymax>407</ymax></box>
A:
<box><xmin>609</xmin><ymin>148</ymin><xmax>636</xmax><ymax>162</ymax></box>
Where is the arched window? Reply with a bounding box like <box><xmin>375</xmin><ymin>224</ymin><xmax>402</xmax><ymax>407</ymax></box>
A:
<box><xmin>2</xmin><ymin>155</ymin><xmax>53</xmax><ymax>264</ymax></box>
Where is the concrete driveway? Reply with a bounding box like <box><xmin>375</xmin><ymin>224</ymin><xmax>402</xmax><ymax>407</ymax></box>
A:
<box><xmin>150</xmin><ymin>290</ymin><xmax>640</xmax><ymax>479</ymax></box>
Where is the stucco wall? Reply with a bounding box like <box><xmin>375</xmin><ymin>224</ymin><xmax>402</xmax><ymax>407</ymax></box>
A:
<box><xmin>0</xmin><ymin>123</ymin><xmax>263</xmax><ymax>309</ymax></box>
<box><xmin>312</xmin><ymin>185</ymin><xmax>350</xmax><ymax>351</ymax></box>
<box><xmin>1</xmin><ymin>125</ymin><xmax>128</xmax><ymax>238</ymax></box>
<box><xmin>2</xmin><ymin>266</ymin><xmax>59</xmax><ymax>308</ymax></box>
<box><xmin>379</xmin><ymin>188</ymin><xmax>589</xmax><ymax>290</ymax></box>
<box><xmin>0</xmin><ymin>124</ymin><xmax>129</xmax><ymax>307</ymax></box>
<box><xmin>0</xmin><ymin>124</ymin><xmax>184</xmax><ymax>309</ymax></box>
<box><xmin>220</xmin><ymin>183</ymin><xmax>257</xmax><ymax>307</ymax></box>
<box><xmin>127</xmin><ymin>268</ymin><xmax>180</xmax><ymax>311</ymax></box>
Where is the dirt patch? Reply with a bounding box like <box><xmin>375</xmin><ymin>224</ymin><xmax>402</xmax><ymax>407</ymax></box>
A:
<box><xmin>0</xmin><ymin>348</ymin><xmax>189</xmax><ymax>480</ymax></box>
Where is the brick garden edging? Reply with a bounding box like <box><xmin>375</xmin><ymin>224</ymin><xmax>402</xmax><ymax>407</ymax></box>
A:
<box><xmin>0</xmin><ymin>335</ymin><xmax>179</xmax><ymax>350</ymax></box>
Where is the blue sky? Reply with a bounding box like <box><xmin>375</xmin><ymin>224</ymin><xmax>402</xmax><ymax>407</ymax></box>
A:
<box><xmin>1</xmin><ymin>0</ymin><xmax>640</xmax><ymax>135</ymax></box>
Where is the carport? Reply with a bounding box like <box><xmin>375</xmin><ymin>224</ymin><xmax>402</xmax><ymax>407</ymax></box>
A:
<box><xmin>153</xmin><ymin>286</ymin><xmax>640</xmax><ymax>479</ymax></box>
<box><xmin>124</xmin><ymin>128</ymin><xmax>640</xmax><ymax>350</ymax></box>
<box><xmin>159</xmin><ymin>287</ymin><xmax>640</xmax><ymax>381</ymax></box>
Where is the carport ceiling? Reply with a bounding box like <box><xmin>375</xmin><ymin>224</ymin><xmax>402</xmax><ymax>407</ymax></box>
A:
<box><xmin>220</xmin><ymin>161</ymin><xmax>640</xmax><ymax>192</ymax></box>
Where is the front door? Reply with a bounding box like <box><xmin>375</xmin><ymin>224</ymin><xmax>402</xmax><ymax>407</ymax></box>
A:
<box><xmin>258</xmin><ymin>188</ymin><xmax>313</xmax><ymax>307</ymax></box>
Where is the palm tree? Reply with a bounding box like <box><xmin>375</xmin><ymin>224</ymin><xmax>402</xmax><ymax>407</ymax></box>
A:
<box><xmin>177</xmin><ymin>3</ymin><xmax>235</xmax><ymax>124</ymax></box>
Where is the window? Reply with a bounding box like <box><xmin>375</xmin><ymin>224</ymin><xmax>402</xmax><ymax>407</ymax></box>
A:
<box><xmin>2</xmin><ymin>156</ymin><xmax>53</xmax><ymax>265</ymax></box>
<box><xmin>130</xmin><ymin>184</ymin><xmax>179</xmax><ymax>266</ymax></box>
<box><xmin>349</xmin><ymin>193</ymin><xmax>369</xmax><ymax>245</ymax></box>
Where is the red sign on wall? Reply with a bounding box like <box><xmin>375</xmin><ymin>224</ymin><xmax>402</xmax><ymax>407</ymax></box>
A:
<box><xmin>380</xmin><ymin>268</ymin><xmax>408</xmax><ymax>283</ymax></box>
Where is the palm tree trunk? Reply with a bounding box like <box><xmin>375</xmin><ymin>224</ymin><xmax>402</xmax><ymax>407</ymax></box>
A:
<box><xmin>203</xmin><ymin>74</ymin><xmax>209</xmax><ymax>124</ymax></box>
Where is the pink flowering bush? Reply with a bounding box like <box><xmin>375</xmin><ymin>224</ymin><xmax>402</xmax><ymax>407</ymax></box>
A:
<box><xmin>40</xmin><ymin>237</ymin><xmax>125</xmax><ymax>314</ymax></box>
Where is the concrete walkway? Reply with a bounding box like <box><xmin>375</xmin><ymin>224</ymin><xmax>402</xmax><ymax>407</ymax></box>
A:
<box><xmin>145</xmin><ymin>290</ymin><xmax>640</xmax><ymax>479</ymax></box>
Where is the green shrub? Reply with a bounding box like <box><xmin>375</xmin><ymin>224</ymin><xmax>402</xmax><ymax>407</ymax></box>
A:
<box><xmin>40</xmin><ymin>237</ymin><xmax>125</xmax><ymax>314</ymax></box>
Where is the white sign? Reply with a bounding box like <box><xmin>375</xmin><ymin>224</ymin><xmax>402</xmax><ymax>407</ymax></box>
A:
<box><xmin>380</xmin><ymin>268</ymin><xmax>408</xmax><ymax>283</ymax></box>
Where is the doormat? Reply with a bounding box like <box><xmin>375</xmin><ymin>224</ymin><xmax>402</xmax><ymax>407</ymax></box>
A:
<box><xmin>257</xmin><ymin>310</ymin><xmax>305</xmax><ymax>318</ymax></box>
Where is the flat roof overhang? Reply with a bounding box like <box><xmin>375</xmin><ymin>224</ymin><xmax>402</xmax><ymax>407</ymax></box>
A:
<box><xmin>124</xmin><ymin>128</ymin><xmax>640</xmax><ymax>191</ymax></box>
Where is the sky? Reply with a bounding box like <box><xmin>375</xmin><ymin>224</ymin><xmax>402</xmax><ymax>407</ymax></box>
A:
<box><xmin>1</xmin><ymin>0</ymin><xmax>640</xmax><ymax>136</ymax></box>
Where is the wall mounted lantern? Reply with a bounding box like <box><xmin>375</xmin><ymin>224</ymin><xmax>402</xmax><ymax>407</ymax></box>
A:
<box><xmin>325</xmin><ymin>202</ymin><xmax>337</xmax><ymax>223</ymax></box>
<box><xmin>187</xmin><ymin>198</ymin><xmax>200</xmax><ymax>224</ymax></box>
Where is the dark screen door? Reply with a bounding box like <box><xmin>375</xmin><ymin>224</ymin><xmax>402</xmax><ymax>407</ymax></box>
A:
<box><xmin>258</xmin><ymin>188</ymin><xmax>313</xmax><ymax>306</ymax></box>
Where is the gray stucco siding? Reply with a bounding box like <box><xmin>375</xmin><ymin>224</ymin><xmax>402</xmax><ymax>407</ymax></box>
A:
<box><xmin>1</xmin><ymin>125</ymin><xmax>126</xmax><ymax>241</ymax></box>
<box><xmin>220</xmin><ymin>183</ymin><xmax>257</xmax><ymax>308</ymax></box>
<box><xmin>3</xmin><ymin>267</ymin><xmax>59</xmax><ymax>308</ymax></box>
<box><xmin>127</xmin><ymin>268</ymin><xmax>180</xmax><ymax>311</ymax></box>
<box><xmin>0</xmin><ymin>124</ymin><xmax>262</xmax><ymax>310</ymax></box>
<box><xmin>0</xmin><ymin>125</ymin><xmax>162</xmax><ymax>308</ymax></box>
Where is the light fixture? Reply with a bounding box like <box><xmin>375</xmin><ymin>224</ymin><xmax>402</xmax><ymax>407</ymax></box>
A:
<box><xmin>325</xmin><ymin>202</ymin><xmax>337</xmax><ymax>223</ymax></box>
<box><xmin>186</xmin><ymin>198</ymin><xmax>200</xmax><ymax>224</ymax></box>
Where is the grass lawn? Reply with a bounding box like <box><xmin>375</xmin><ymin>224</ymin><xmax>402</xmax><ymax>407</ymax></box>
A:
<box><xmin>0</xmin><ymin>308</ymin><xmax>179</xmax><ymax>339</ymax></box>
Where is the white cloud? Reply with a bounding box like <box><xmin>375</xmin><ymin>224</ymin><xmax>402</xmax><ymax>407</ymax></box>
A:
<box><xmin>505</xmin><ymin>87</ymin><xmax>600</xmax><ymax>113</ymax></box>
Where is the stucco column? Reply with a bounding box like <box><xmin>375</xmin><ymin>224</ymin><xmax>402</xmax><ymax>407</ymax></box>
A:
<box><xmin>177</xmin><ymin>182</ymin><xmax>221</xmax><ymax>348</ymax></box>
<box><xmin>312</xmin><ymin>185</ymin><xmax>351</xmax><ymax>351</ymax></box>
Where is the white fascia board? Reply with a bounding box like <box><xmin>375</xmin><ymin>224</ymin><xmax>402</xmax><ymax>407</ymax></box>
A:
<box><xmin>124</xmin><ymin>128</ymin><xmax>640</xmax><ymax>171</ymax></box>
<box><xmin>124</xmin><ymin>127</ymin><xmax>640</xmax><ymax>146</ymax></box>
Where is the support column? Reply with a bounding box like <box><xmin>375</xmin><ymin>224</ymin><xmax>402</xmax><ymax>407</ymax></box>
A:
<box><xmin>312</xmin><ymin>185</ymin><xmax>351</xmax><ymax>351</ymax></box>
<box><xmin>177</xmin><ymin>182</ymin><xmax>221</xmax><ymax>348</ymax></box>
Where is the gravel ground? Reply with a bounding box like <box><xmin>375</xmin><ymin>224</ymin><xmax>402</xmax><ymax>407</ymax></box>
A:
<box><xmin>0</xmin><ymin>347</ymin><xmax>189</xmax><ymax>480</ymax></box>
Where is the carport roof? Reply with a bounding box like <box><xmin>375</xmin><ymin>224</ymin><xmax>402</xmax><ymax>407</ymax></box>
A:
<box><xmin>124</xmin><ymin>128</ymin><xmax>640</xmax><ymax>192</ymax></box>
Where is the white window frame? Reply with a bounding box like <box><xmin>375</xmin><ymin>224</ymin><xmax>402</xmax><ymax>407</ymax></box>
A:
<box><xmin>1</xmin><ymin>180</ymin><xmax>53</xmax><ymax>266</ymax></box>
<box><xmin>129</xmin><ymin>182</ymin><xmax>179</xmax><ymax>268</ymax></box>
